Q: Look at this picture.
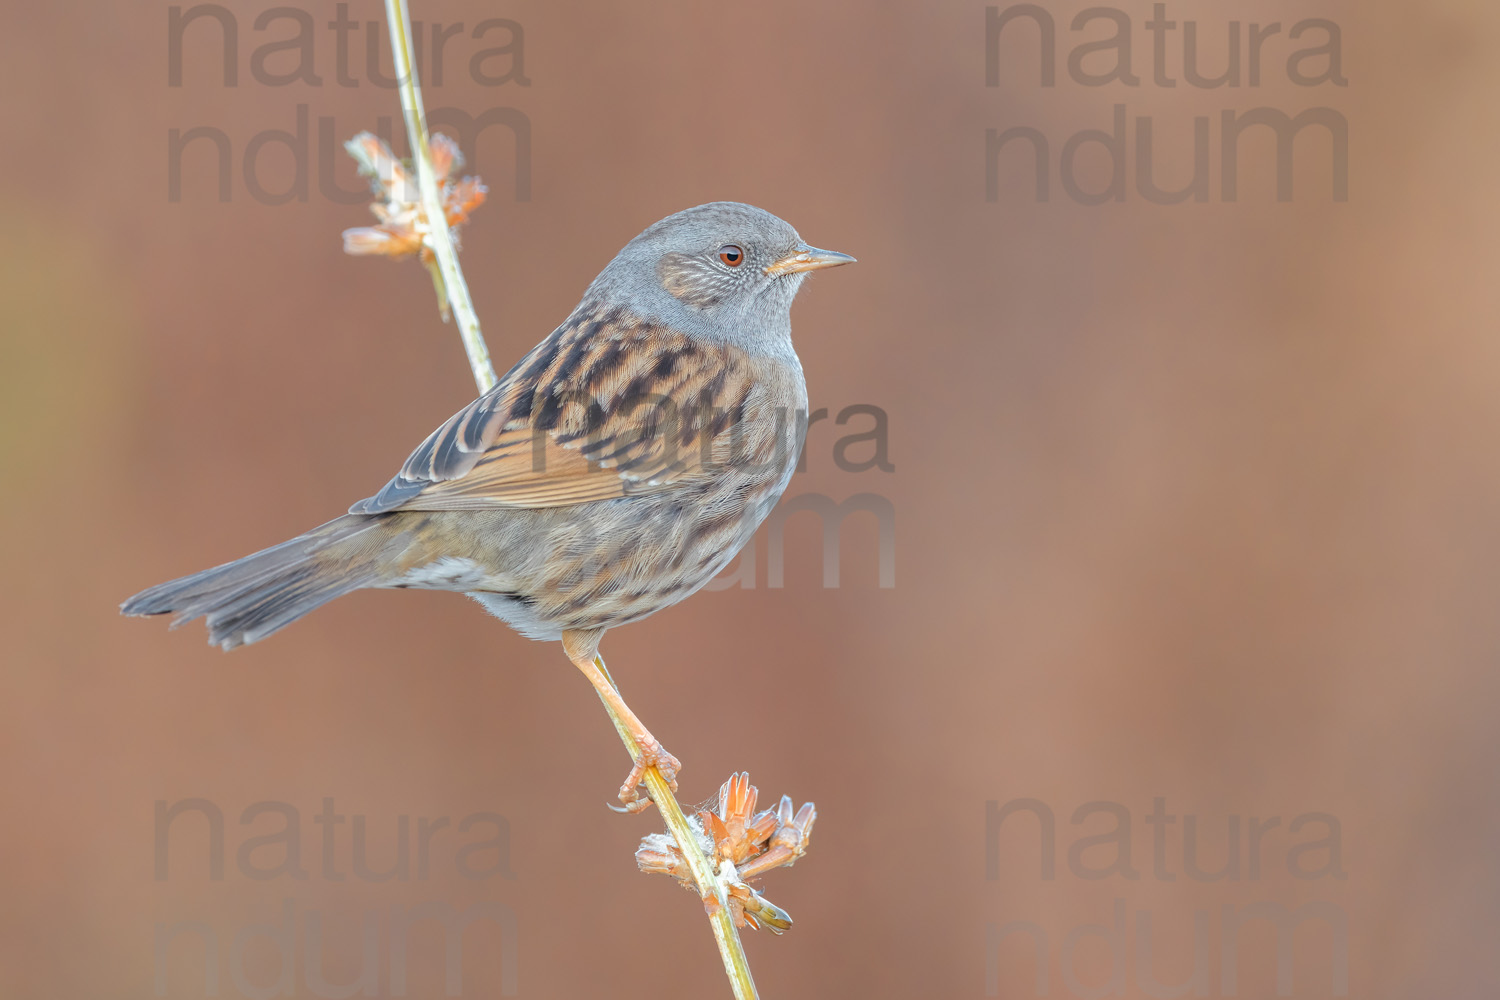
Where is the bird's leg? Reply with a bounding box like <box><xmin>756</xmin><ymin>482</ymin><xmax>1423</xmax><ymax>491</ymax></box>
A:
<box><xmin>561</xmin><ymin>629</ymin><xmax>681</xmax><ymax>813</ymax></box>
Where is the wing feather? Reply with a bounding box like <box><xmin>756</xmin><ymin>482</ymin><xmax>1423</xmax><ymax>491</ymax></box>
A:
<box><xmin>350</xmin><ymin>306</ymin><xmax>766</xmax><ymax>514</ymax></box>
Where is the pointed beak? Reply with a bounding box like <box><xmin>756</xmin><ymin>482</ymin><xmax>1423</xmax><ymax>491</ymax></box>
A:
<box><xmin>764</xmin><ymin>243</ymin><xmax>857</xmax><ymax>276</ymax></box>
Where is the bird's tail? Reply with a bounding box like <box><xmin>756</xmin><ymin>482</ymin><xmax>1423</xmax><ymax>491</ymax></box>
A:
<box><xmin>121</xmin><ymin>514</ymin><xmax>401</xmax><ymax>649</ymax></box>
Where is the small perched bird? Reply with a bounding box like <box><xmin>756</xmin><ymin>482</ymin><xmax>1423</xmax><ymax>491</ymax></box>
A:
<box><xmin>122</xmin><ymin>201</ymin><xmax>854</xmax><ymax>810</ymax></box>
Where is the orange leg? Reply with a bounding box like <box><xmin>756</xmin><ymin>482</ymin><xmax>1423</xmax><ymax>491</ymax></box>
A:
<box><xmin>562</xmin><ymin>629</ymin><xmax>681</xmax><ymax>812</ymax></box>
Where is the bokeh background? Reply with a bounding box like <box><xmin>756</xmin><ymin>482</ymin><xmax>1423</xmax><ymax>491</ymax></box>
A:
<box><xmin>4</xmin><ymin>0</ymin><xmax>1497</xmax><ymax>996</ymax></box>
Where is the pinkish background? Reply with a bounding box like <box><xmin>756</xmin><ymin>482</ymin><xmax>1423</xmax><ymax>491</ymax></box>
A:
<box><xmin>2</xmin><ymin>1</ymin><xmax>1495</xmax><ymax>997</ymax></box>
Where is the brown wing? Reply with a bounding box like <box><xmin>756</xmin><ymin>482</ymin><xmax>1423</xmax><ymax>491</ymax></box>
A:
<box><xmin>350</xmin><ymin>304</ymin><xmax>766</xmax><ymax>514</ymax></box>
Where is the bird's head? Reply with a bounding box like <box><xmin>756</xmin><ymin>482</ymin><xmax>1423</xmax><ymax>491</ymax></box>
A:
<box><xmin>590</xmin><ymin>201</ymin><xmax>855</xmax><ymax>352</ymax></box>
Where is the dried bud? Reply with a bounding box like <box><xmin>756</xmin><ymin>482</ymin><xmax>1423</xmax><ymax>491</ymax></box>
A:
<box><xmin>727</xmin><ymin>881</ymin><xmax>794</xmax><ymax>935</ymax></box>
<box><xmin>636</xmin><ymin>772</ymin><xmax>816</xmax><ymax>934</ymax></box>
<box><xmin>340</xmin><ymin>131</ymin><xmax>487</xmax><ymax>263</ymax></box>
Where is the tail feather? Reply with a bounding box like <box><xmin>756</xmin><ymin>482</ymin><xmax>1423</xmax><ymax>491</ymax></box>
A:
<box><xmin>122</xmin><ymin>515</ymin><xmax>393</xmax><ymax>649</ymax></box>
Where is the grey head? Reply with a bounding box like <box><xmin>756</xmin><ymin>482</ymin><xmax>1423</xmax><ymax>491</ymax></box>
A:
<box><xmin>583</xmin><ymin>201</ymin><xmax>855</xmax><ymax>355</ymax></box>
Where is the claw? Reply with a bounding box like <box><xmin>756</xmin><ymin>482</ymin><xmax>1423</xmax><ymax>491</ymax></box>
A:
<box><xmin>608</xmin><ymin>795</ymin><xmax>654</xmax><ymax>815</ymax></box>
<box><xmin>615</xmin><ymin>738</ymin><xmax>681</xmax><ymax>811</ymax></box>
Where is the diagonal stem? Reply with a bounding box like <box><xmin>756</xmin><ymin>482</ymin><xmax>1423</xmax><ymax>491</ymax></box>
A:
<box><xmin>381</xmin><ymin>0</ymin><xmax>497</xmax><ymax>392</ymax></box>
<box><xmin>592</xmin><ymin>655</ymin><xmax>759</xmax><ymax>1000</ymax></box>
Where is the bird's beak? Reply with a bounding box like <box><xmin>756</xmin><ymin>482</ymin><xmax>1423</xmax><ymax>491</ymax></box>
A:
<box><xmin>764</xmin><ymin>243</ymin><xmax>857</xmax><ymax>276</ymax></box>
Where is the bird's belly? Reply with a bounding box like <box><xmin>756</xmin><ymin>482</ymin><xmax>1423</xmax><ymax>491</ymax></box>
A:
<box><xmin>455</xmin><ymin>468</ymin><xmax>790</xmax><ymax>639</ymax></box>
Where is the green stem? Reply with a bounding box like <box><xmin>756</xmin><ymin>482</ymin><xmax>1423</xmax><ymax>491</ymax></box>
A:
<box><xmin>593</xmin><ymin>656</ymin><xmax>760</xmax><ymax>1000</ymax></box>
<box><xmin>381</xmin><ymin>0</ymin><xmax>497</xmax><ymax>392</ymax></box>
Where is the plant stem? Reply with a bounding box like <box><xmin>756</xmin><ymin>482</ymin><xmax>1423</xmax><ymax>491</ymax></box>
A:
<box><xmin>593</xmin><ymin>656</ymin><xmax>760</xmax><ymax>1000</ymax></box>
<box><xmin>381</xmin><ymin>0</ymin><xmax>497</xmax><ymax>392</ymax></box>
<box><xmin>378</xmin><ymin>4</ymin><xmax>759</xmax><ymax>996</ymax></box>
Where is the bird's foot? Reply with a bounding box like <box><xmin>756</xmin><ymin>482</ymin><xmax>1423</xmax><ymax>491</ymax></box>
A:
<box><xmin>614</xmin><ymin>738</ymin><xmax>681</xmax><ymax>814</ymax></box>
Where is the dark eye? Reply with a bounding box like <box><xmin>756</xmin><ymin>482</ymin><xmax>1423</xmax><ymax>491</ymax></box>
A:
<box><xmin>718</xmin><ymin>244</ymin><xmax>744</xmax><ymax>267</ymax></box>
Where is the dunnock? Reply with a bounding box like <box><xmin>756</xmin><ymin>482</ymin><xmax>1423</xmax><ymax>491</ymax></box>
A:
<box><xmin>122</xmin><ymin>201</ymin><xmax>854</xmax><ymax>809</ymax></box>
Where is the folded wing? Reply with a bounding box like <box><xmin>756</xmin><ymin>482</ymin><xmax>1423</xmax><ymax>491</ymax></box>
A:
<box><xmin>351</xmin><ymin>305</ymin><xmax>761</xmax><ymax>514</ymax></box>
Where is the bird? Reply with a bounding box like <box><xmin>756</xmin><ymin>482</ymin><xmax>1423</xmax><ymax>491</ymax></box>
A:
<box><xmin>122</xmin><ymin>201</ymin><xmax>855</xmax><ymax>811</ymax></box>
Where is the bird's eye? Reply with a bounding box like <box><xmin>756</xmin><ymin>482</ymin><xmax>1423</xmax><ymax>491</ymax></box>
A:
<box><xmin>718</xmin><ymin>244</ymin><xmax>744</xmax><ymax>267</ymax></box>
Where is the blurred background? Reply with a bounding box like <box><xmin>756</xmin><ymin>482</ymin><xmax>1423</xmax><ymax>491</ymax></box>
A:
<box><xmin>3</xmin><ymin>0</ymin><xmax>1497</xmax><ymax>996</ymax></box>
